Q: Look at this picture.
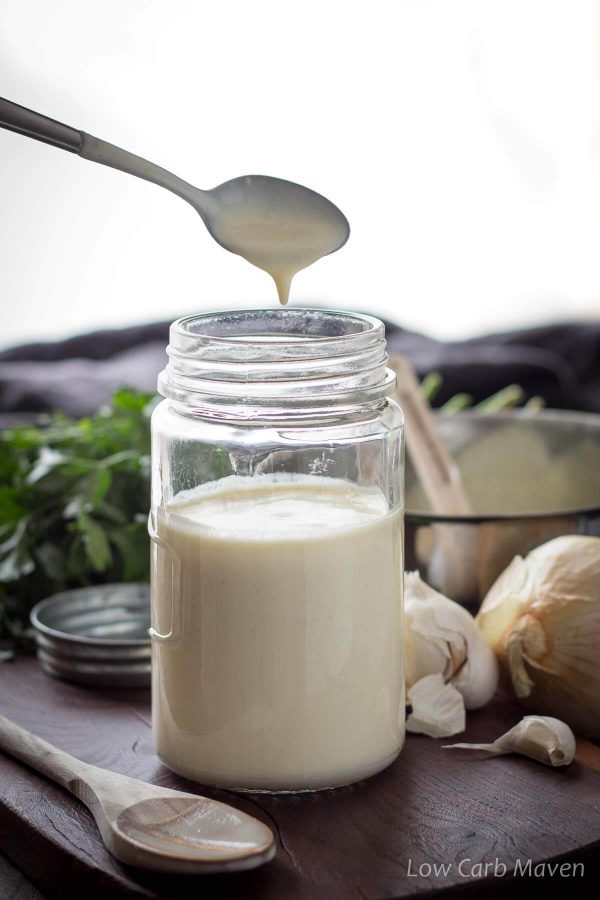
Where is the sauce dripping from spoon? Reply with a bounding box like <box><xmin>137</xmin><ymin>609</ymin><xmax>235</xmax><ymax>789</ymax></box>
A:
<box><xmin>202</xmin><ymin>175</ymin><xmax>349</xmax><ymax>304</ymax></box>
<box><xmin>0</xmin><ymin>98</ymin><xmax>350</xmax><ymax>305</ymax></box>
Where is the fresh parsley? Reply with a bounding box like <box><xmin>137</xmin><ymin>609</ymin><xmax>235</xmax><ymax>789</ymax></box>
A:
<box><xmin>0</xmin><ymin>389</ymin><xmax>154</xmax><ymax>644</ymax></box>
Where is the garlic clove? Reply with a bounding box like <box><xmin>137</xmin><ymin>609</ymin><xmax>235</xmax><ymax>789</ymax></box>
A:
<box><xmin>452</xmin><ymin>650</ymin><xmax>498</xmax><ymax>711</ymax></box>
<box><xmin>443</xmin><ymin>715</ymin><xmax>576</xmax><ymax>767</ymax></box>
<box><xmin>406</xmin><ymin>673</ymin><xmax>466</xmax><ymax>738</ymax></box>
<box><xmin>404</xmin><ymin>571</ymin><xmax>498</xmax><ymax>709</ymax></box>
<box><xmin>404</xmin><ymin>598</ymin><xmax>459</xmax><ymax>684</ymax></box>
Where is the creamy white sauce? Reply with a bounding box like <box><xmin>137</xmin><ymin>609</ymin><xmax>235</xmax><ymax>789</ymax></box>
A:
<box><xmin>152</xmin><ymin>474</ymin><xmax>404</xmax><ymax>791</ymax></box>
<box><xmin>211</xmin><ymin>211</ymin><xmax>347</xmax><ymax>304</ymax></box>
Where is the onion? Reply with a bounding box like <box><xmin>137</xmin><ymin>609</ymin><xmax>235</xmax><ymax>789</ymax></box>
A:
<box><xmin>477</xmin><ymin>535</ymin><xmax>600</xmax><ymax>739</ymax></box>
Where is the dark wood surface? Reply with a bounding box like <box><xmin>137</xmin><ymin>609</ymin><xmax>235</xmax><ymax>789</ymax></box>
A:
<box><xmin>0</xmin><ymin>656</ymin><xmax>599</xmax><ymax>899</ymax></box>
<box><xmin>0</xmin><ymin>852</ymin><xmax>44</xmax><ymax>900</ymax></box>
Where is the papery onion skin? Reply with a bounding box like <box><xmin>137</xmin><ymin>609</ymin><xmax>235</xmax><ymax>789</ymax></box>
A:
<box><xmin>477</xmin><ymin>535</ymin><xmax>600</xmax><ymax>739</ymax></box>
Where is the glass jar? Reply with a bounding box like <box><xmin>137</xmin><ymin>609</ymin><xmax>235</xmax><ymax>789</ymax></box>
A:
<box><xmin>150</xmin><ymin>308</ymin><xmax>405</xmax><ymax>792</ymax></box>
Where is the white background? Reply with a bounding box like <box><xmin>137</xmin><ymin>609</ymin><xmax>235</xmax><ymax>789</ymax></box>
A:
<box><xmin>1</xmin><ymin>0</ymin><xmax>600</xmax><ymax>347</ymax></box>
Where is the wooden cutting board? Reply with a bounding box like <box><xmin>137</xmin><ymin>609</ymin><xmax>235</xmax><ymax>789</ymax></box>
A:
<box><xmin>0</xmin><ymin>656</ymin><xmax>598</xmax><ymax>899</ymax></box>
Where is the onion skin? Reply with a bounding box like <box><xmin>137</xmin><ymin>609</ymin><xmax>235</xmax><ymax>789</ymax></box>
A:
<box><xmin>477</xmin><ymin>535</ymin><xmax>600</xmax><ymax>739</ymax></box>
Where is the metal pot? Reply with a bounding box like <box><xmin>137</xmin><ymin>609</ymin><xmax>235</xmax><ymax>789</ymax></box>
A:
<box><xmin>405</xmin><ymin>409</ymin><xmax>600</xmax><ymax>610</ymax></box>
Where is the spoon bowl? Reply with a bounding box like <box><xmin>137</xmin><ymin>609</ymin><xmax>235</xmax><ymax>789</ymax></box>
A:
<box><xmin>114</xmin><ymin>795</ymin><xmax>275</xmax><ymax>872</ymax></box>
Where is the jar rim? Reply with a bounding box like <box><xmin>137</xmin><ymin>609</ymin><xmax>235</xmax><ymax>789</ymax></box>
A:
<box><xmin>171</xmin><ymin>308</ymin><xmax>384</xmax><ymax>349</ymax></box>
<box><xmin>159</xmin><ymin>308</ymin><xmax>396</xmax><ymax>417</ymax></box>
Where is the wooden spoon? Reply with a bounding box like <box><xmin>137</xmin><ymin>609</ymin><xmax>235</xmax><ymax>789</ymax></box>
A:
<box><xmin>388</xmin><ymin>354</ymin><xmax>472</xmax><ymax>516</ymax></box>
<box><xmin>0</xmin><ymin>714</ymin><xmax>275</xmax><ymax>874</ymax></box>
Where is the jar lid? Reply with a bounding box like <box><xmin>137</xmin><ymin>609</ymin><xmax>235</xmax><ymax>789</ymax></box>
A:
<box><xmin>30</xmin><ymin>584</ymin><xmax>150</xmax><ymax>688</ymax></box>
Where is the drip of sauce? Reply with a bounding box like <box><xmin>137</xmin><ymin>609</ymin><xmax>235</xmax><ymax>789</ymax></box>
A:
<box><xmin>212</xmin><ymin>215</ymin><xmax>347</xmax><ymax>304</ymax></box>
<box><xmin>201</xmin><ymin>174</ymin><xmax>349</xmax><ymax>304</ymax></box>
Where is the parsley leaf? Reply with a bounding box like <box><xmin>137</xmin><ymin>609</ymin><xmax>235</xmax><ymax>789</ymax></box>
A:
<box><xmin>0</xmin><ymin>389</ymin><xmax>155</xmax><ymax>643</ymax></box>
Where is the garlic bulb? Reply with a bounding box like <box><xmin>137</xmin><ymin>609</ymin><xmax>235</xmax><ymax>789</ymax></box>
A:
<box><xmin>404</xmin><ymin>571</ymin><xmax>498</xmax><ymax>709</ymax></box>
<box><xmin>477</xmin><ymin>535</ymin><xmax>600</xmax><ymax>739</ymax></box>
<box><xmin>406</xmin><ymin>674</ymin><xmax>465</xmax><ymax>738</ymax></box>
<box><xmin>443</xmin><ymin>715</ymin><xmax>576</xmax><ymax>767</ymax></box>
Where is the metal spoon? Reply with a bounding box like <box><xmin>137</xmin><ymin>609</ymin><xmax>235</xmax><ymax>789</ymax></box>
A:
<box><xmin>0</xmin><ymin>96</ymin><xmax>350</xmax><ymax>302</ymax></box>
<box><xmin>0</xmin><ymin>714</ymin><xmax>275</xmax><ymax>874</ymax></box>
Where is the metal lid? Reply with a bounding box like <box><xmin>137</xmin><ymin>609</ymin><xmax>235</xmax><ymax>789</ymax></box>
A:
<box><xmin>30</xmin><ymin>584</ymin><xmax>150</xmax><ymax>688</ymax></box>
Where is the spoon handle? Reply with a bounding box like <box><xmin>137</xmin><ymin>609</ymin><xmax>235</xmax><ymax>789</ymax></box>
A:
<box><xmin>389</xmin><ymin>354</ymin><xmax>472</xmax><ymax>516</ymax></box>
<box><xmin>0</xmin><ymin>96</ymin><xmax>82</xmax><ymax>152</ymax></box>
<box><xmin>0</xmin><ymin>95</ymin><xmax>208</xmax><ymax>211</ymax></box>
<box><xmin>78</xmin><ymin>133</ymin><xmax>205</xmax><ymax>207</ymax></box>
<box><xmin>0</xmin><ymin>713</ymin><xmax>92</xmax><ymax>792</ymax></box>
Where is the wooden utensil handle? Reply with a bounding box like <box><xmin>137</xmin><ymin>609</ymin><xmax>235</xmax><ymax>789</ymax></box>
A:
<box><xmin>575</xmin><ymin>736</ymin><xmax>600</xmax><ymax>774</ymax></box>
<box><xmin>389</xmin><ymin>354</ymin><xmax>472</xmax><ymax>516</ymax></box>
<box><xmin>0</xmin><ymin>713</ymin><xmax>91</xmax><ymax>792</ymax></box>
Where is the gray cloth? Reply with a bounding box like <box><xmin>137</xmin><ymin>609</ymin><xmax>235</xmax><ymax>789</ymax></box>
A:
<box><xmin>0</xmin><ymin>317</ymin><xmax>598</xmax><ymax>425</ymax></box>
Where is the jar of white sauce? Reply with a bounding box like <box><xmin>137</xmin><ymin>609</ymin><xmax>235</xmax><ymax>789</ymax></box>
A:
<box><xmin>150</xmin><ymin>308</ymin><xmax>405</xmax><ymax>792</ymax></box>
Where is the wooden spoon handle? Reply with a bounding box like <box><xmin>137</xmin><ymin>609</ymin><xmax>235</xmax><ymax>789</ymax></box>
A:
<box><xmin>0</xmin><ymin>713</ymin><xmax>91</xmax><ymax>791</ymax></box>
<box><xmin>575</xmin><ymin>736</ymin><xmax>600</xmax><ymax>774</ymax></box>
<box><xmin>389</xmin><ymin>354</ymin><xmax>472</xmax><ymax>517</ymax></box>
